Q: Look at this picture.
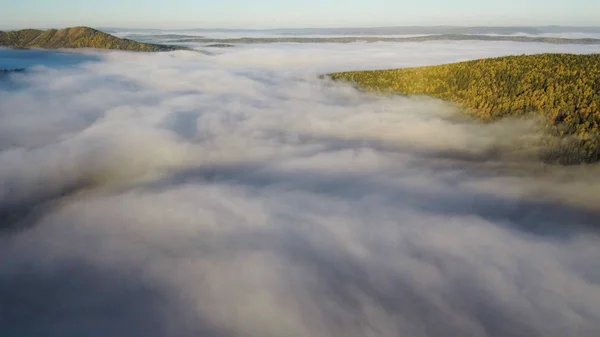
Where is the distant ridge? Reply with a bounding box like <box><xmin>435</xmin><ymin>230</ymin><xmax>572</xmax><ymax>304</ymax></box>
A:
<box><xmin>0</xmin><ymin>68</ymin><xmax>25</xmax><ymax>76</ymax></box>
<box><xmin>172</xmin><ymin>34</ymin><xmax>600</xmax><ymax>45</ymax></box>
<box><xmin>101</xmin><ymin>26</ymin><xmax>600</xmax><ymax>36</ymax></box>
<box><xmin>0</xmin><ymin>68</ymin><xmax>25</xmax><ymax>72</ymax></box>
<box><xmin>0</xmin><ymin>26</ymin><xmax>185</xmax><ymax>51</ymax></box>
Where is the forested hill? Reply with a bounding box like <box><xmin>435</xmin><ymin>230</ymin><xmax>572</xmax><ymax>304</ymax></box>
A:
<box><xmin>0</xmin><ymin>26</ymin><xmax>184</xmax><ymax>51</ymax></box>
<box><xmin>329</xmin><ymin>54</ymin><xmax>600</xmax><ymax>164</ymax></box>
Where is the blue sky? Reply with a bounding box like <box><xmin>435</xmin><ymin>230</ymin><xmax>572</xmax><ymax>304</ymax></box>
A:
<box><xmin>1</xmin><ymin>0</ymin><xmax>599</xmax><ymax>29</ymax></box>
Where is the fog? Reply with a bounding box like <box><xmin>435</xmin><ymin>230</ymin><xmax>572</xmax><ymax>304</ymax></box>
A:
<box><xmin>109</xmin><ymin>26</ymin><xmax>600</xmax><ymax>41</ymax></box>
<box><xmin>1</xmin><ymin>41</ymin><xmax>600</xmax><ymax>337</ymax></box>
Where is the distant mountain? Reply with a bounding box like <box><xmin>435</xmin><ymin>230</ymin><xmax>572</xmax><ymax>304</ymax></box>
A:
<box><xmin>99</xmin><ymin>26</ymin><xmax>600</xmax><ymax>36</ymax></box>
<box><xmin>329</xmin><ymin>54</ymin><xmax>600</xmax><ymax>164</ymax></box>
<box><xmin>272</xmin><ymin>26</ymin><xmax>600</xmax><ymax>36</ymax></box>
<box><xmin>0</xmin><ymin>68</ymin><xmax>25</xmax><ymax>73</ymax></box>
<box><xmin>0</xmin><ymin>26</ymin><xmax>185</xmax><ymax>51</ymax></box>
<box><xmin>172</xmin><ymin>34</ymin><xmax>600</xmax><ymax>45</ymax></box>
<box><xmin>0</xmin><ymin>68</ymin><xmax>25</xmax><ymax>77</ymax></box>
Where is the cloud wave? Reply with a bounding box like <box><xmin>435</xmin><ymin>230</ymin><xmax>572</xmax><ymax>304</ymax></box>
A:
<box><xmin>1</xmin><ymin>41</ymin><xmax>600</xmax><ymax>337</ymax></box>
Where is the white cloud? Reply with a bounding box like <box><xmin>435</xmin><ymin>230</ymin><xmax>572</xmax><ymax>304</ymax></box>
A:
<box><xmin>1</xmin><ymin>41</ymin><xmax>600</xmax><ymax>337</ymax></box>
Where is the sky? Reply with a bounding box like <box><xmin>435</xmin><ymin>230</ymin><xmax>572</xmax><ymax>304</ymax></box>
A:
<box><xmin>0</xmin><ymin>0</ymin><xmax>599</xmax><ymax>30</ymax></box>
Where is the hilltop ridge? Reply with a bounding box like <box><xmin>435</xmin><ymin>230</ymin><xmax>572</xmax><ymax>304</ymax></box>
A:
<box><xmin>329</xmin><ymin>53</ymin><xmax>600</xmax><ymax>164</ymax></box>
<box><xmin>0</xmin><ymin>26</ymin><xmax>184</xmax><ymax>51</ymax></box>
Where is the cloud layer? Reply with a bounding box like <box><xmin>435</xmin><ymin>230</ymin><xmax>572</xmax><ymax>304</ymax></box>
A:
<box><xmin>1</xmin><ymin>41</ymin><xmax>600</xmax><ymax>337</ymax></box>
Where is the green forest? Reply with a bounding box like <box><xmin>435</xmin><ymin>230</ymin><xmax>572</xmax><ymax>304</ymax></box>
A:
<box><xmin>329</xmin><ymin>53</ymin><xmax>600</xmax><ymax>164</ymax></box>
<box><xmin>0</xmin><ymin>26</ymin><xmax>183</xmax><ymax>51</ymax></box>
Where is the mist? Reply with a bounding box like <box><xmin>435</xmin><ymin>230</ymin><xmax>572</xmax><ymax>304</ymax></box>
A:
<box><xmin>1</xmin><ymin>41</ymin><xmax>600</xmax><ymax>337</ymax></box>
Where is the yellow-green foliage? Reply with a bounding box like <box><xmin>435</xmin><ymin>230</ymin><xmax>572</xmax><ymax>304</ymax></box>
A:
<box><xmin>0</xmin><ymin>26</ymin><xmax>183</xmax><ymax>52</ymax></box>
<box><xmin>330</xmin><ymin>54</ymin><xmax>600</xmax><ymax>163</ymax></box>
<box><xmin>0</xmin><ymin>29</ymin><xmax>45</xmax><ymax>48</ymax></box>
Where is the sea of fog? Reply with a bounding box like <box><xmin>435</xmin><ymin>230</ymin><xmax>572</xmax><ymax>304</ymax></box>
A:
<box><xmin>1</xmin><ymin>37</ymin><xmax>600</xmax><ymax>337</ymax></box>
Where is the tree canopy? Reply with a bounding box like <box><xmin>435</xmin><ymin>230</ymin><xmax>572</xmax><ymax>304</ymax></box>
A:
<box><xmin>0</xmin><ymin>26</ymin><xmax>184</xmax><ymax>52</ymax></box>
<box><xmin>329</xmin><ymin>54</ymin><xmax>600</xmax><ymax>164</ymax></box>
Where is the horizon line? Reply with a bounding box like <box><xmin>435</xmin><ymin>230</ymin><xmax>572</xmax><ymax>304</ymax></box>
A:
<box><xmin>3</xmin><ymin>24</ymin><xmax>600</xmax><ymax>32</ymax></box>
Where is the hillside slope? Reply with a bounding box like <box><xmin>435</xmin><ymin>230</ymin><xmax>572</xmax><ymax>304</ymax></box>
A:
<box><xmin>329</xmin><ymin>54</ymin><xmax>600</xmax><ymax>164</ymax></box>
<box><xmin>0</xmin><ymin>26</ymin><xmax>184</xmax><ymax>51</ymax></box>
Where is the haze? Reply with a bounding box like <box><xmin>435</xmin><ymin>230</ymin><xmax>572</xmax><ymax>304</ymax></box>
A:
<box><xmin>1</xmin><ymin>0</ymin><xmax>600</xmax><ymax>29</ymax></box>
